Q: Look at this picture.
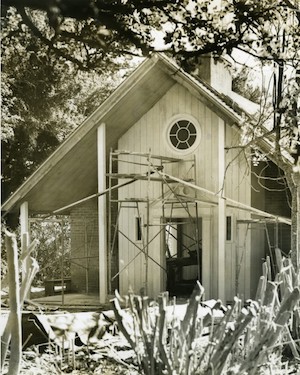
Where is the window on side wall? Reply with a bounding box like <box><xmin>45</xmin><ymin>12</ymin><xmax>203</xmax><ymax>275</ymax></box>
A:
<box><xmin>226</xmin><ymin>216</ymin><xmax>233</xmax><ymax>241</ymax></box>
<box><xmin>135</xmin><ymin>216</ymin><xmax>142</xmax><ymax>242</ymax></box>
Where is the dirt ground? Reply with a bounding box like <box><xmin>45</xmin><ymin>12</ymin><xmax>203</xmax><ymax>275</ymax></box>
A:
<box><xmin>3</xmin><ymin>354</ymin><xmax>139</xmax><ymax>375</ymax></box>
<box><xmin>2</xmin><ymin>290</ymin><xmax>299</xmax><ymax>374</ymax></box>
<box><xmin>2</xmin><ymin>289</ymin><xmax>140</xmax><ymax>374</ymax></box>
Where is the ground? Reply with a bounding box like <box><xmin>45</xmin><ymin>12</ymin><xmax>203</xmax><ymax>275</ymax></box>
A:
<box><xmin>2</xmin><ymin>289</ymin><xmax>300</xmax><ymax>374</ymax></box>
<box><xmin>3</xmin><ymin>329</ymin><xmax>140</xmax><ymax>375</ymax></box>
<box><xmin>4</xmin><ymin>353</ymin><xmax>139</xmax><ymax>374</ymax></box>
<box><xmin>1</xmin><ymin>288</ymin><xmax>140</xmax><ymax>374</ymax></box>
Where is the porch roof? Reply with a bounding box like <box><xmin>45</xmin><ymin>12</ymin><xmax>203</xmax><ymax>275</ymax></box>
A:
<box><xmin>2</xmin><ymin>54</ymin><xmax>247</xmax><ymax>215</ymax></box>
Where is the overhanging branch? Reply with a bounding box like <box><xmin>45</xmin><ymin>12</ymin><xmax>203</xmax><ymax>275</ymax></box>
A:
<box><xmin>18</xmin><ymin>7</ymin><xmax>89</xmax><ymax>70</ymax></box>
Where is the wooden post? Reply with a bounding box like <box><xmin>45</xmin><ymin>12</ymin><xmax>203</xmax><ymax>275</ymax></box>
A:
<box><xmin>20</xmin><ymin>201</ymin><xmax>30</xmax><ymax>298</ymax></box>
<box><xmin>291</xmin><ymin>176</ymin><xmax>300</xmax><ymax>269</ymax></box>
<box><xmin>202</xmin><ymin>214</ymin><xmax>211</xmax><ymax>299</ymax></box>
<box><xmin>60</xmin><ymin>219</ymin><xmax>65</xmax><ymax>307</ymax></box>
<box><xmin>218</xmin><ymin>119</ymin><xmax>226</xmax><ymax>302</ymax></box>
<box><xmin>20</xmin><ymin>201</ymin><xmax>30</xmax><ymax>248</ymax></box>
<box><xmin>108</xmin><ymin>149</ymin><xmax>113</xmax><ymax>295</ymax></box>
<box><xmin>297</xmin><ymin>182</ymin><xmax>300</xmax><ymax>269</ymax></box>
<box><xmin>97</xmin><ymin>123</ymin><xmax>107</xmax><ymax>303</ymax></box>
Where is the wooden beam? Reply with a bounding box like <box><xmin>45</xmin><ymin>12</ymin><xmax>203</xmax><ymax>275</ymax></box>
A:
<box><xmin>20</xmin><ymin>202</ymin><xmax>30</xmax><ymax>299</ymax></box>
<box><xmin>107</xmin><ymin>173</ymin><xmax>193</xmax><ymax>183</ymax></box>
<box><xmin>2</xmin><ymin>232</ymin><xmax>22</xmax><ymax>374</ymax></box>
<box><xmin>218</xmin><ymin>118</ymin><xmax>226</xmax><ymax>302</ymax></box>
<box><xmin>53</xmin><ymin>172</ymin><xmax>194</xmax><ymax>215</ymax></box>
<box><xmin>53</xmin><ymin>179</ymin><xmax>137</xmax><ymax>214</ymax></box>
<box><xmin>20</xmin><ymin>202</ymin><xmax>29</xmax><ymax>247</ymax></box>
<box><xmin>112</xmin><ymin>149</ymin><xmax>183</xmax><ymax>162</ymax></box>
<box><xmin>98</xmin><ymin>123</ymin><xmax>107</xmax><ymax>303</ymax></box>
<box><xmin>202</xmin><ymin>215</ymin><xmax>212</xmax><ymax>299</ymax></box>
<box><xmin>158</xmin><ymin>172</ymin><xmax>291</xmax><ymax>225</ymax></box>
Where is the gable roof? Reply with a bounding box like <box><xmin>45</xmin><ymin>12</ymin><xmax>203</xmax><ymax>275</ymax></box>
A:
<box><xmin>2</xmin><ymin>53</ymin><xmax>251</xmax><ymax>214</ymax></box>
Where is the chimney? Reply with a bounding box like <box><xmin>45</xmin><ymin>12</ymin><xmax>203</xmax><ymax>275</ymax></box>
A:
<box><xmin>194</xmin><ymin>55</ymin><xmax>232</xmax><ymax>95</ymax></box>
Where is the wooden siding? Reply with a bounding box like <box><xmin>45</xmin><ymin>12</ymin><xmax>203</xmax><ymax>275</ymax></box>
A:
<box><xmin>224</xmin><ymin>125</ymin><xmax>264</xmax><ymax>301</ymax></box>
<box><xmin>117</xmin><ymin>83</ymin><xmax>221</xmax><ymax>297</ymax></box>
<box><xmin>24</xmin><ymin>132</ymin><xmax>98</xmax><ymax>213</ymax></box>
<box><xmin>119</xmin><ymin>83</ymin><xmax>220</xmax><ymax>192</ymax></box>
<box><xmin>116</xmin><ymin>83</ymin><xmax>263</xmax><ymax>301</ymax></box>
<box><xmin>3</xmin><ymin>57</ymin><xmax>175</xmax><ymax>214</ymax></box>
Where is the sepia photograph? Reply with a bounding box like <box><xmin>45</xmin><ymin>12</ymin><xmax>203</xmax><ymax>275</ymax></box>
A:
<box><xmin>1</xmin><ymin>0</ymin><xmax>300</xmax><ymax>373</ymax></box>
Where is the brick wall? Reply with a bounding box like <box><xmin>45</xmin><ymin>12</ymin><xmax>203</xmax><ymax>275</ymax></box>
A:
<box><xmin>70</xmin><ymin>200</ymin><xmax>99</xmax><ymax>293</ymax></box>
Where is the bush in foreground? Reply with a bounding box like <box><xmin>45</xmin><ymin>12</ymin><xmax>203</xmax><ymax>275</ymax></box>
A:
<box><xmin>112</xmin><ymin>251</ymin><xmax>300</xmax><ymax>375</ymax></box>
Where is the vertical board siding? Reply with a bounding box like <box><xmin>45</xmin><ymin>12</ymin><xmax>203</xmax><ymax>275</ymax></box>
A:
<box><xmin>224</xmin><ymin>124</ymin><xmax>260</xmax><ymax>301</ymax></box>
<box><xmin>117</xmin><ymin>83</ymin><xmax>252</xmax><ymax>300</ymax></box>
<box><xmin>117</xmin><ymin>83</ymin><xmax>220</xmax><ymax>297</ymax></box>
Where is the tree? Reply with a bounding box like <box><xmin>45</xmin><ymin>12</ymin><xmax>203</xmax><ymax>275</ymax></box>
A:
<box><xmin>2</xmin><ymin>0</ymin><xmax>299</xmax><ymax>262</ymax></box>
<box><xmin>1</xmin><ymin>7</ymin><xmax>132</xmax><ymax>205</ymax></box>
<box><xmin>29</xmin><ymin>218</ymin><xmax>71</xmax><ymax>286</ymax></box>
<box><xmin>232</xmin><ymin>65</ymin><xmax>261</xmax><ymax>104</ymax></box>
<box><xmin>2</xmin><ymin>1</ymin><xmax>299</xmax><ymax>65</ymax></box>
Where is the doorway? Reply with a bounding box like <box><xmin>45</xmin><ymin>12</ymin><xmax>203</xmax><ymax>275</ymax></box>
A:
<box><xmin>165</xmin><ymin>217</ymin><xmax>202</xmax><ymax>296</ymax></box>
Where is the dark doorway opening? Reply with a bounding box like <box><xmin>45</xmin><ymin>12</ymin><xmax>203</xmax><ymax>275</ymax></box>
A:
<box><xmin>165</xmin><ymin>217</ymin><xmax>202</xmax><ymax>297</ymax></box>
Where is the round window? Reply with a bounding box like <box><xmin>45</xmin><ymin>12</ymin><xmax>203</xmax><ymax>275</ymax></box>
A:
<box><xmin>169</xmin><ymin>119</ymin><xmax>198</xmax><ymax>150</ymax></box>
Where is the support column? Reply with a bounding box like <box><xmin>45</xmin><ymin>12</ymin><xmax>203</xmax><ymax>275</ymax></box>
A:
<box><xmin>20</xmin><ymin>201</ymin><xmax>30</xmax><ymax>248</ymax></box>
<box><xmin>20</xmin><ymin>201</ymin><xmax>30</xmax><ymax>298</ymax></box>
<box><xmin>218</xmin><ymin>119</ymin><xmax>226</xmax><ymax>302</ymax></box>
<box><xmin>291</xmin><ymin>174</ymin><xmax>300</xmax><ymax>269</ymax></box>
<box><xmin>202</xmin><ymin>214</ymin><xmax>211</xmax><ymax>299</ymax></box>
<box><xmin>97</xmin><ymin>123</ymin><xmax>107</xmax><ymax>303</ymax></box>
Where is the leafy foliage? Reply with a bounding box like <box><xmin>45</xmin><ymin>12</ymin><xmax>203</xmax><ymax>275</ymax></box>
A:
<box><xmin>1</xmin><ymin>218</ymin><xmax>70</xmax><ymax>286</ymax></box>
<box><xmin>1</xmin><ymin>8</ymin><xmax>132</xmax><ymax>202</ymax></box>
<box><xmin>1</xmin><ymin>1</ymin><xmax>299</xmax><ymax>67</ymax></box>
<box><xmin>29</xmin><ymin>218</ymin><xmax>71</xmax><ymax>286</ymax></box>
<box><xmin>2</xmin><ymin>1</ymin><xmax>299</xmax><ymax>170</ymax></box>
<box><xmin>112</xmin><ymin>252</ymin><xmax>300</xmax><ymax>375</ymax></box>
<box><xmin>232</xmin><ymin>65</ymin><xmax>262</xmax><ymax>104</ymax></box>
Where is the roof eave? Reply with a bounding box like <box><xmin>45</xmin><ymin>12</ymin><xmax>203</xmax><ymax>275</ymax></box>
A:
<box><xmin>156</xmin><ymin>53</ymin><xmax>244</xmax><ymax>125</ymax></box>
<box><xmin>1</xmin><ymin>56</ymin><xmax>160</xmax><ymax>213</ymax></box>
<box><xmin>2</xmin><ymin>53</ymin><xmax>263</xmax><ymax>214</ymax></box>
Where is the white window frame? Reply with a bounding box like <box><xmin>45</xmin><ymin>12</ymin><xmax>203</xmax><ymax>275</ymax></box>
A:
<box><xmin>165</xmin><ymin>114</ymin><xmax>201</xmax><ymax>155</ymax></box>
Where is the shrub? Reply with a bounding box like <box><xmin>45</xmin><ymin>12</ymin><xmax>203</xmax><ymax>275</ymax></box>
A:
<box><xmin>112</xmin><ymin>252</ymin><xmax>300</xmax><ymax>375</ymax></box>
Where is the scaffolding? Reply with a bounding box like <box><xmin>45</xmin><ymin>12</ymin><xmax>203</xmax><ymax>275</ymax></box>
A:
<box><xmin>107</xmin><ymin>149</ymin><xmax>204</xmax><ymax>296</ymax></box>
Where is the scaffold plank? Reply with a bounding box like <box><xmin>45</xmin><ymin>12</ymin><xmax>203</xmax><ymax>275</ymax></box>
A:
<box><xmin>112</xmin><ymin>150</ymin><xmax>184</xmax><ymax>162</ymax></box>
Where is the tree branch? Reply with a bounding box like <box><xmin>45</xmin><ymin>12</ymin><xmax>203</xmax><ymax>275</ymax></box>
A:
<box><xmin>3</xmin><ymin>0</ymin><xmax>173</xmax><ymax>19</ymax></box>
<box><xmin>18</xmin><ymin>7</ymin><xmax>90</xmax><ymax>69</ymax></box>
<box><xmin>224</xmin><ymin>128</ymin><xmax>276</xmax><ymax>151</ymax></box>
